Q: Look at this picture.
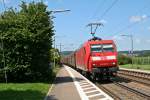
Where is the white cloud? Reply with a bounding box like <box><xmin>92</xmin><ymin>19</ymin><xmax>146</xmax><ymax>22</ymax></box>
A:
<box><xmin>130</xmin><ymin>16</ymin><xmax>141</xmax><ymax>22</ymax></box>
<box><xmin>89</xmin><ymin>19</ymin><xmax>107</xmax><ymax>25</ymax></box>
<box><xmin>142</xmin><ymin>14</ymin><xmax>147</xmax><ymax>19</ymax></box>
<box><xmin>129</xmin><ymin>14</ymin><xmax>148</xmax><ymax>23</ymax></box>
<box><xmin>100</xmin><ymin>19</ymin><xmax>107</xmax><ymax>24</ymax></box>
<box><xmin>112</xmin><ymin>35</ymin><xmax>123</xmax><ymax>40</ymax></box>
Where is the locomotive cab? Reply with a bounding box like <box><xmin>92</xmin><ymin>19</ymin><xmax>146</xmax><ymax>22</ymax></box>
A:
<box><xmin>89</xmin><ymin>40</ymin><xmax>118</xmax><ymax>77</ymax></box>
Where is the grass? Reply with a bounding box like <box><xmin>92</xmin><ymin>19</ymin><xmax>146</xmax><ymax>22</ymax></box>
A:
<box><xmin>0</xmin><ymin>65</ymin><xmax>61</xmax><ymax>100</ymax></box>
<box><xmin>0</xmin><ymin>83</ymin><xmax>50</xmax><ymax>100</ymax></box>
<box><xmin>120</xmin><ymin>64</ymin><xmax>150</xmax><ymax>71</ymax></box>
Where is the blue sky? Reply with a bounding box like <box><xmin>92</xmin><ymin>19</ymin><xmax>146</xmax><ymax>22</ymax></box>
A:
<box><xmin>0</xmin><ymin>0</ymin><xmax>150</xmax><ymax>51</ymax></box>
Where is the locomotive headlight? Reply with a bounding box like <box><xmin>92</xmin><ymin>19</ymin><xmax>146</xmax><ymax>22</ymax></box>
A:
<box><xmin>107</xmin><ymin>56</ymin><xmax>116</xmax><ymax>60</ymax></box>
<box><xmin>92</xmin><ymin>57</ymin><xmax>101</xmax><ymax>61</ymax></box>
<box><xmin>93</xmin><ymin>64</ymin><xmax>96</xmax><ymax>66</ymax></box>
<box><xmin>112</xmin><ymin>62</ymin><xmax>116</xmax><ymax>65</ymax></box>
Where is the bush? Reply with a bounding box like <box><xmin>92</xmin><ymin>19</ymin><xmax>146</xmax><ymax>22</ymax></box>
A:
<box><xmin>118</xmin><ymin>54</ymin><xmax>132</xmax><ymax>65</ymax></box>
<box><xmin>0</xmin><ymin>1</ymin><xmax>54</xmax><ymax>82</ymax></box>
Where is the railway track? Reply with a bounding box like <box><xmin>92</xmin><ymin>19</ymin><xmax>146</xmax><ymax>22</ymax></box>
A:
<box><xmin>118</xmin><ymin>69</ymin><xmax>150</xmax><ymax>80</ymax></box>
<box><xmin>83</xmin><ymin>68</ymin><xmax>150</xmax><ymax>99</ymax></box>
<box><xmin>95</xmin><ymin>69</ymin><xmax>150</xmax><ymax>100</ymax></box>
<box><xmin>96</xmin><ymin>79</ymin><xmax>150</xmax><ymax>100</ymax></box>
<box><xmin>114</xmin><ymin>82</ymin><xmax>150</xmax><ymax>99</ymax></box>
<box><xmin>96</xmin><ymin>82</ymin><xmax>121</xmax><ymax>100</ymax></box>
<box><xmin>118</xmin><ymin>69</ymin><xmax>150</xmax><ymax>86</ymax></box>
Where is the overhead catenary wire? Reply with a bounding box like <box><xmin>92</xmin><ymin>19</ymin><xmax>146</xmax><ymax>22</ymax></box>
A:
<box><xmin>108</xmin><ymin>1</ymin><xmax>150</xmax><ymax>37</ymax></box>
<box><xmin>109</xmin><ymin>17</ymin><xmax>150</xmax><ymax>39</ymax></box>
<box><xmin>89</xmin><ymin>0</ymin><xmax>106</xmax><ymax>21</ymax></box>
<box><xmin>89</xmin><ymin>0</ymin><xmax>118</xmax><ymax>22</ymax></box>
<box><xmin>86</xmin><ymin>0</ymin><xmax>119</xmax><ymax>38</ymax></box>
<box><xmin>85</xmin><ymin>0</ymin><xmax>106</xmax><ymax>36</ymax></box>
<box><xmin>97</xmin><ymin>0</ymin><xmax>119</xmax><ymax>21</ymax></box>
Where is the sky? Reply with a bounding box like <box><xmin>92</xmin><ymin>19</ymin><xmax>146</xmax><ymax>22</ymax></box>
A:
<box><xmin>0</xmin><ymin>0</ymin><xmax>150</xmax><ymax>51</ymax></box>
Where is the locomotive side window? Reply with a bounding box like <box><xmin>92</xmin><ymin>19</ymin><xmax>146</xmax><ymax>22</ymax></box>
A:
<box><xmin>103</xmin><ymin>44</ymin><xmax>114</xmax><ymax>52</ymax></box>
<box><xmin>91</xmin><ymin>44</ymin><xmax>102</xmax><ymax>52</ymax></box>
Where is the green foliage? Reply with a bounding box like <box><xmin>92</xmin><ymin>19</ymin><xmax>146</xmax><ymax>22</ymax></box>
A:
<box><xmin>50</xmin><ymin>48</ymin><xmax>60</xmax><ymax>65</ymax></box>
<box><xmin>132</xmin><ymin>56</ymin><xmax>150</xmax><ymax>65</ymax></box>
<box><xmin>118</xmin><ymin>54</ymin><xmax>132</xmax><ymax>65</ymax></box>
<box><xmin>142</xmin><ymin>51</ymin><xmax>150</xmax><ymax>57</ymax></box>
<box><xmin>0</xmin><ymin>1</ymin><xmax>54</xmax><ymax>82</ymax></box>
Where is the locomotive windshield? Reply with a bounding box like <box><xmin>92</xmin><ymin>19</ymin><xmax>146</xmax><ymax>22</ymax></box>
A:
<box><xmin>91</xmin><ymin>44</ymin><xmax>102</xmax><ymax>52</ymax></box>
<box><xmin>91</xmin><ymin>44</ymin><xmax>114</xmax><ymax>52</ymax></box>
<box><xmin>103</xmin><ymin>44</ymin><xmax>114</xmax><ymax>52</ymax></box>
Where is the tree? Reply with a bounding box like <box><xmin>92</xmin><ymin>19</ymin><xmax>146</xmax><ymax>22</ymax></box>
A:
<box><xmin>117</xmin><ymin>54</ymin><xmax>132</xmax><ymax>65</ymax></box>
<box><xmin>0</xmin><ymin>1</ymin><xmax>54</xmax><ymax>82</ymax></box>
<box><xmin>50</xmin><ymin>48</ymin><xmax>60</xmax><ymax>65</ymax></box>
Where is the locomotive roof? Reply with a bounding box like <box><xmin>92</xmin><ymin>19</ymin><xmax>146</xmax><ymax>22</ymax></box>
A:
<box><xmin>75</xmin><ymin>37</ymin><xmax>115</xmax><ymax>51</ymax></box>
<box><xmin>85</xmin><ymin>39</ymin><xmax>114</xmax><ymax>45</ymax></box>
<box><xmin>87</xmin><ymin>37</ymin><xmax>114</xmax><ymax>44</ymax></box>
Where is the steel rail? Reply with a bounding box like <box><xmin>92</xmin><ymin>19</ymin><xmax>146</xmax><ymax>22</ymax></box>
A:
<box><xmin>114</xmin><ymin>82</ymin><xmax>150</xmax><ymax>99</ymax></box>
<box><xmin>118</xmin><ymin>71</ymin><xmax>150</xmax><ymax>86</ymax></box>
<box><xmin>96</xmin><ymin>83</ymin><xmax>121</xmax><ymax>100</ymax></box>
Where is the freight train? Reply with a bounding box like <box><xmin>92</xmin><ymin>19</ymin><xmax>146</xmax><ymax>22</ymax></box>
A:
<box><xmin>61</xmin><ymin>37</ymin><xmax>119</xmax><ymax>80</ymax></box>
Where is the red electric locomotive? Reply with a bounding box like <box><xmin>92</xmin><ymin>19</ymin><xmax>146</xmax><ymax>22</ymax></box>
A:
<box><xmin>62</xmin><ymin>37</ymin><xmax>118</xmax><ymax>80</ymax></box>
<box><xmin>76</xmin><ymin>37</ymin><xmax>118</xmax><ymax>79</ymax></box>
